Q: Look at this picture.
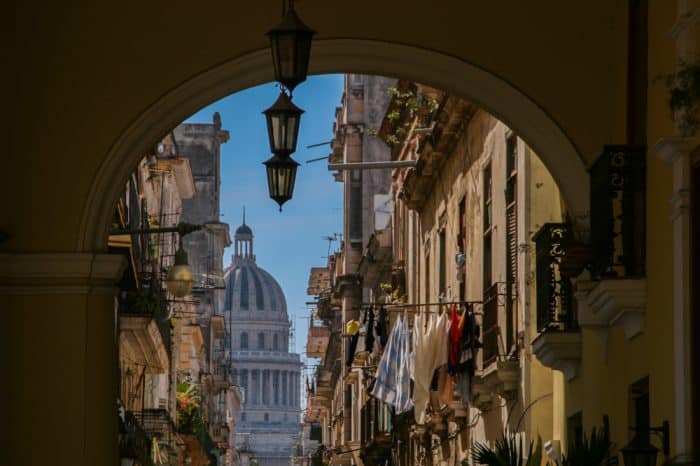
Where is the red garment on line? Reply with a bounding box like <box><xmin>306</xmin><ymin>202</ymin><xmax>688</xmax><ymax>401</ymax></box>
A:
<box><xmin>448</xmin><ymin>304</ymin><xmax>461</xmax><ymax>374</ymax></box>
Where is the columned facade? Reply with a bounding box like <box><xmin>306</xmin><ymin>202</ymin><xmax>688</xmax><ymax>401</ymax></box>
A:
<box><xmin>224</xmin><ymin>220</ymin><xmax>301</xmax><ymax>466</ymax></box>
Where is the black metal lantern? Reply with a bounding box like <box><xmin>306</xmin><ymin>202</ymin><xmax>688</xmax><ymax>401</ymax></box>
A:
<box><xmin>263</xmin><ymin>153</ymin><xmax>300</xmax><ymax>210</ymax></box>
<box><xmin>621</xmin><ymin>422</ymin><xmax>670</xmax><ymax>466</ymax></box>
<box><xmin>266</xmin><ymin>0</ymin><xmax>316</xmax><ymax>92</ymax></box>
<box><xmin>621</xmin><ymin>434</ymin><xmax>659</xmax><ymax>466</ymax></box>
<box><xmin>263</xmin><ymin>91</ymin><xmax>304</xmax><ymax>155</ymax></box>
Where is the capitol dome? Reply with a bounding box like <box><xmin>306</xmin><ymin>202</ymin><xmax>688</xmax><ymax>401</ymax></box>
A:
<box><xmin>224</xmin><ymin>216</ymin><xmax>301</xmax><ymax>466</ymax></box>
<box><xmin>223</xmin><ymin>219</ymin><xmax>288</xmax><ymax>320</ymax></box>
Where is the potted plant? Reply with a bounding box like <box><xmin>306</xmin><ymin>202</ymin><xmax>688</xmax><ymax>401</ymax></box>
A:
<box><xmin>471</xmin><ymin>431</ymin><xmax>543</xmax><ymax>466</ymax></box>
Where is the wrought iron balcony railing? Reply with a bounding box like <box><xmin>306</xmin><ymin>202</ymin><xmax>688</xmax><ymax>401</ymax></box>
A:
<box><xmin>480</xmin><ymin>282</ymin><xmax>517</xmax><ymax>366</ymax></box>
<box><xmin>589</xmin><ymin>145</ymin><xmax>646</xmax><ymax>279</ymax></box>
<box><xmin>533</xmin><ymin>223</ymin><xmax>576</xmax><ymax>332</ymax></box>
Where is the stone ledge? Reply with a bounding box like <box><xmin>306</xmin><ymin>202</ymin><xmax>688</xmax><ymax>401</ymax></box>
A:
<box><xmin>532</xmin><ymin>331</ymin><xmax>581</xmax><ymax>381</ymax></box>
<box><xmin>583</xmin><ymin>278</ymin><xmax>647</xmax><ymax>340</ymax></box>
<box><xmin>0</xmin><ymin>252</ymin><xmax>126</xmax><ymax>294</ymax></box>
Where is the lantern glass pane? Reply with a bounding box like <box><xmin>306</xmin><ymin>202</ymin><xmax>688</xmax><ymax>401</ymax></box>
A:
<box><xmin>285</xmin><ymin>115</ymin><xmax>298</xmax><ymax>152</ymax></box>
<box><xmin>278</xmin><ymin>33</ymin><xmax>296</xmax><ymax>81</ymax></box>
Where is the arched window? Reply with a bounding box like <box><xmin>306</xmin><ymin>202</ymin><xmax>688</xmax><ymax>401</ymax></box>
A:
<box><xmin>240</xmin><ymin>332</ymin><xmax>248</xmax><ymax>349</ymax></box>
<box><xmin>258</xmin><ymin>332</ymin><xmax>265</xmax><ymax>349</ymax></box>
<box><xmin>273</xmin><ymin>333</ymin><xmax>279</xmax><ymax>350</ymax></box>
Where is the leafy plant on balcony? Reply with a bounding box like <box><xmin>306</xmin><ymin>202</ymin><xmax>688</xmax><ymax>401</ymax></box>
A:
<box><xmin>124</xmin><ymin>290</ymin><xmax>160</xmax><ymax>315</ymax></box>
<box><xmin>370</xmin><ymin>86</ymin><xmax>440</xmax><ymax>148</ymax></box>
<box><xmin>664</xmin><ymin>60</ymin><xmax>700</xmax><ymax>136</ymax></box>
<box><xmin>176</xmin><ymin>381</ymin><xmax>205</xmax><ymax>434</ymax></box>
<box><xmin>470</xmin><ymin>432</ymin><xmax>543</xmax><ymax>466</ymax></box>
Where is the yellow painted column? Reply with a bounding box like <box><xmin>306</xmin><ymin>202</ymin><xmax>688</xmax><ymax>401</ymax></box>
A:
<box><xmin>0</xmin><ymin>253</ymin><xmax>125</xmax><ymax>466</ymax></box>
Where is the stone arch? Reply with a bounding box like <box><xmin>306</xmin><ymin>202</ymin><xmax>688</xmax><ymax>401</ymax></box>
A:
<box><xmin>78</xmin><ymin>39</ymin><xmax>588</xmax><ymax>251</ymax></box>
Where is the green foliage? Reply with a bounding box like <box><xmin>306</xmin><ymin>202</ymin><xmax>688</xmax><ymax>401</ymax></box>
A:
<box><xmin>176</xmin><ymin>380</ymin><xmax>205</xmax><ymax>434</ymax></box>
<box><xmin>665</xmin><ymin>61</ymin><xmax>700</xmax><ymax>136</ymax></box>
<box><xmin>557</xmin><ymin>422</ymin><xmax>615</xmax><ymax>466</ymax></box>
<box><xmin>380</xmin><ymin>86</ymin><xmax>440</xmax><ymax>147</ymax></box>
<box><xmin>471</xmin><ymin>432</ymin><xmax>543</xmax><ymax>466</ymax></box>
<box><xmin>125</xmin><ymin>290</ymin><xmax>160</xmax><ymax>315</ymax></box>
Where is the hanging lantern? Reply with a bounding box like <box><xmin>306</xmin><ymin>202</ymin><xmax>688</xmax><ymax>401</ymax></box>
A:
<box><xmin>266</xmin><ymin>0</ymin><xmax>316</xmax><ymax>92</ymax></box>
<box><xmin>620</xmin><ymin>434</ymin><xmax>659</xmax><ymax>466</ymax></box>
<box><xmin>263</xmin><ymin>153</ymin><xmax>300</xmax><ymax>210</ymax></box>
<box><xmin>165</xmin><ymin>243</ymin><xmax>195</xmax><ymax>297</ymax></box>
<box><xmin>263</xmin><ymin>91</ymin><xmax>304</xmax><ymax>155</ymax></box>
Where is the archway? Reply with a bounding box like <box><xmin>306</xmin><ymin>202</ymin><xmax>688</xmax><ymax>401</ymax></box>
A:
<box><xmin>78</xmin><ymin>39</ymin><xmax>588</xmax><ymax>252</ymax></box>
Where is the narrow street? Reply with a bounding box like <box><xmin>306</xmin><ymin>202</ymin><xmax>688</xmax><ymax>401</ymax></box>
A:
<box><xmin>3</xmin><ymin>2</ymin><xmax>699</xmax><ymax>466</ymax></box>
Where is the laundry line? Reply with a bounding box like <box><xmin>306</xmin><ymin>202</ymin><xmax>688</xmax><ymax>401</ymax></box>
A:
<box><xmin>358</xmin><ymin>300</ymin><xmax>484</xmax><ymax>315</ymax></box>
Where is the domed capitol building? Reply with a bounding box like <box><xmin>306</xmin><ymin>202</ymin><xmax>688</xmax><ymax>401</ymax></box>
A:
<box><xmin>224</xmin><ymin>217</ymin><xmax>301</xmax><ymax>466</ymax></box>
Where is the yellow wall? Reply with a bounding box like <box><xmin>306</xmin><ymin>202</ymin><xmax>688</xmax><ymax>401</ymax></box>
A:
<box><xmin>5</xmin><ymin>1</ymin><xmax>626</xmax><ymax>253</ymax></box>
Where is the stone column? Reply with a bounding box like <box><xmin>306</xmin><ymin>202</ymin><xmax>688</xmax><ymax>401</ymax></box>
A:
<box><xmin>246</xmin><ymin>369</ymin><xmax>251</xmax><ymax>406</ymax></box>
<box><xmin>654</xmin><ymin>137</ymin><xmax>698</xmax><ymax>452</ymax></box>
<box><xmin>0</xmin><ymin>252</ymin><xmax>125</xmax><ymax>466</ymax></box>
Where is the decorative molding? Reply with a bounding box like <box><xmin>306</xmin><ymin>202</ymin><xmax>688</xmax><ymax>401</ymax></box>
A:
<box><xmin>77</xmin><ymin>39</ymin><xmax>588</xmax><ymax>252</ymax></box>
<box><xmin>531</xmin><ymin>331</ymin><xmax>581</xmax><ymax>381</ymax></box>
<box><xmin>583</xmin><ymin>279</ymin><xmax>647</xmax><ymax>340</ymax></box>
<box><xmin>652</xmin><ymin>137</ymin><xmax>699</xmax><ymax>164</ymax></box>
<box><xmin>0</xmin><ymin>253</ymin><xmax>126</xmax><ymax>295</ymax></box>
<box><xmin>652</xmin><ymin>135</ymin><xmax>695</xmax><ymax>452</ymax></box>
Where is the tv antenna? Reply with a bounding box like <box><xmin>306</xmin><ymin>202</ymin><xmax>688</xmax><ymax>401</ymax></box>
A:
<box><xmin>322</xmin><ymin>233</ymin><xmax>341</xmax><ymax>258</ymax></box>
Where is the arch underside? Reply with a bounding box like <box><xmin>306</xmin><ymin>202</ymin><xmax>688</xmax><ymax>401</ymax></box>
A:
<box><xmin>79</xmin><ymin>39</ymin><xmax>589</xmax><ymax>251</ymax></box>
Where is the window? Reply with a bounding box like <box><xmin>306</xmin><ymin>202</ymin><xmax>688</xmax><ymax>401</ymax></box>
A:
<box><xmin>438</xmin><ymin>223</ymin><xmax>447</xmax><ymax>297</ymax></box>
<box><xmin>264</xmin><ymin>413</ymin><xmax>269</xmax><ymax>422</ymax></box>
<box><xmin>241</xmin><ymin>412</ymin><xmax>246</xmax><ymax>422</ymax></box>
<box><xmin>627</xmin><ymin>0</ymin><xmax>647</xmax><ymax>145</ymax></box>
<box><xmin>458</xmin><ymin>197</ymin><xmax>466</xmax><ymax>302</ymax></box>
<box><xmin>483</xmin><ymin>163</ymin><xmax>493</xmax><ymax>290</ymax></box>
<box><xmin>273</xmin><ymin>333</ymin><xmax>279</xmax><ymax>350</ymax></box>
<box><xmin>505</xmin><ymin>136</ymin><xmax>518</xmax><ymax>351</ymax></box>
<box><xmin>425</xmin><ymin>249</ymin><xmax>431</xmax><ymax>304</ymax></box>
<box><xmin>240</xmin><ymin>332</ymin><xmax>248</xmax><ymax>350</ymax></box>
<box><xmin>258</xmin><ymin>332</ymin><xmax>265</xmax><ymax>349</ymax></box>
<box><xmin>240</xmin><ymin>369</ymin><xmax>248</xmax><ymax>404</ymax></box>
<box><xmin>349</xmin><ymin>170</ymin><xmax>363</xmax><ymax>248</ymax></box>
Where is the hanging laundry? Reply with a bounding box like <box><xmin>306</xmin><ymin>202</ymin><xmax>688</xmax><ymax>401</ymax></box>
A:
<box><xmin>374</xmin><ymin>305</ymin><xmax>389</xmax><ymax>352</ymax></box>
<box><xmin>372</xmin><ymin>315</ymin><xmax>403</xmax><ymax>406</ymax></box>
<box><xmin>395</xmin><ymin>312</ymin><xmax>414</xmax><ymax>414</ymax></box>
<box><xmin>411</xmin><ymin>310</ymin><xmax>449</xmax><ymax>424</ymax></box>
<box><xmin>447</xmin><ymin>304</ymin><xmax>461</xmax><ymax>375</ymax></box>
<box><xmin>455</xmin><ymin>304</ymin><xmax>480</xmax><ymax>401</ymax></box>
<box><xmin>346</xmin><ymin>330</ymin><xmax>359</xmax><ymax>367</ymax></box>
<box><xmin>364</xmin><ymin>306</ymin><xmax>375</xmax><ymax>353</ymax></box>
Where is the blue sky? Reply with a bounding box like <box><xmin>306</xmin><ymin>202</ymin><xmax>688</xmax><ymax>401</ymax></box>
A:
<box><xmin>186</xmin><ymin>74</ymin><xmax>343</xmax><ymax>380</ymax></box>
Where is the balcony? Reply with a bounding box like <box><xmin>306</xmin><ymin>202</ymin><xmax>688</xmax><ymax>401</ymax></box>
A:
<box><xmin>359</xmin><ymin>398</ymin><xmax>392</xmax><ymax>465</ymax></box>
<box><xmin>133</xmin><ymin>408</ymin><xmax>175</xmax><ymax>443</ymax></box>
<box><xmin>358</xmin><ymin>227</ymin><xmax>393</xmax><ymax>288</ymax></box>
<box><xmin>213</xmin><ymin>364</ymin><xmax>231</xmax><ymax>392</ymax></box>
<box><xmin>480</xmin><ymin>282</ymin><xmax>517</xmax><ymax>366</ymax></box>
<box><xmin>576</xmin><ymin>146</ymin><xmax>647</xmax><ymax>350</ymax></box>
<box><xmin>531</xmin><ymin>223</ymin><xmax>581</xmax><ymax>381</ymax></box>
<box><xmin>306</xmin><ymin>320</ymin><xmax>331</xmax><ymax>358</ymax></box>
<box><xmin>119</xmin><ymin>314</ymin><xmax>170</xmax><ymax>374</ymax></box>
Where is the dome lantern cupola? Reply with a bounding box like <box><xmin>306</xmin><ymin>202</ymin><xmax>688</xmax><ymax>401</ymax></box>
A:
<box><xmin>234</xmin><ymin>208</ymin><xmax>255</xmax><ymax>261</ymax></box>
